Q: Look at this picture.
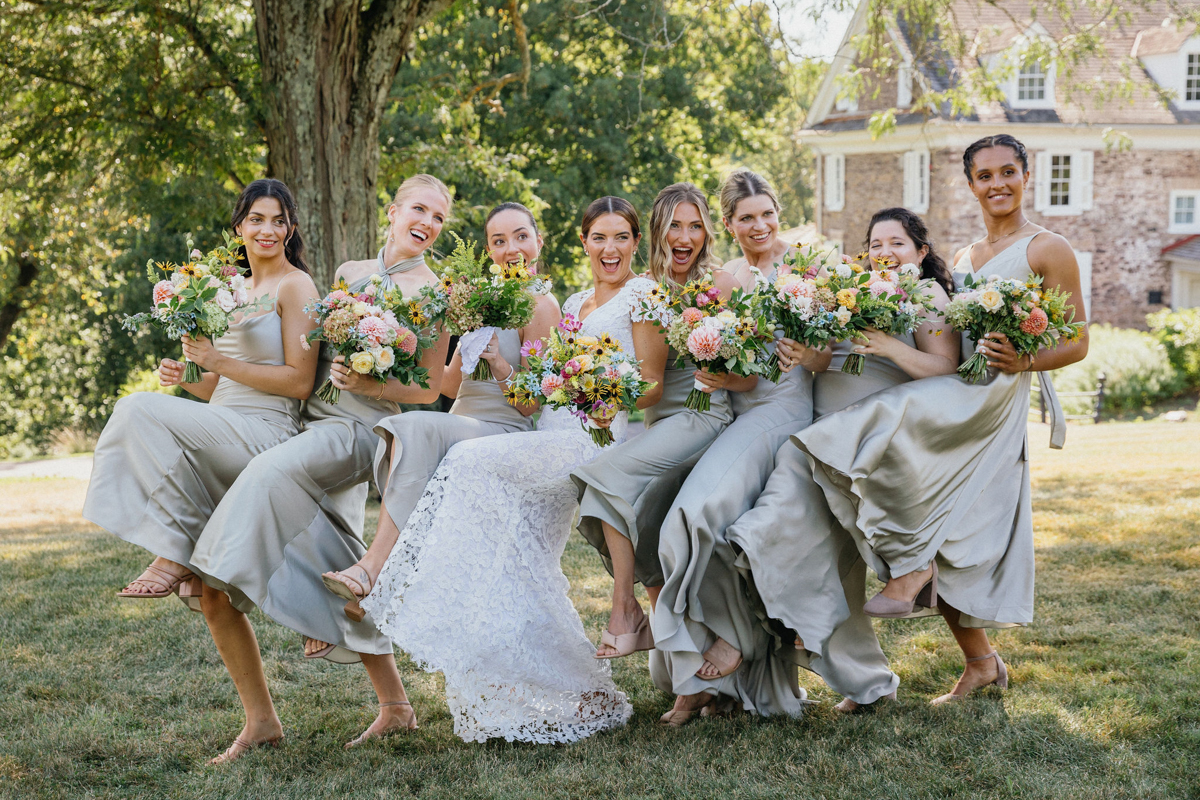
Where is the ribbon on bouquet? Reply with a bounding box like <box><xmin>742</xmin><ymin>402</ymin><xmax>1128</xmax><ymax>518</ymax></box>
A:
<box><xmin>458</xmin><ymin>326</ymin><xmax>500</xmax><ymax>376</ymax></box>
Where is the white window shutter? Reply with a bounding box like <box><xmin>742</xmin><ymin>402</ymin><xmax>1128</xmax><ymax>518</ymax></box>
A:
<box><xmin>897</xmin><ymin>65</ymin><xmax>913</xmax><ymax>107</ymax></box>
<box><xmin>1076</xmin><ymin>150</ymin><xmax>1094</xmax><ymax>211</ymax></box>
<box><xmin>1034</xmin><ymin>151</ymin><xmax>1050</xmax><ymax>212</ymax></box>
<box><xmin>917</xmin><ymin>150</ymin><xmax>929</xmax><ymax>212</ymax></box>
<box><xmin>902</xmin><ymin>151</ymin><xmax>916</xmax><ymax>208</ymax></box>
<box><xmin>1074</xmin><ymin>251</ymin><xmax>1093</xmax><ymax>319</ymax></box>
<box><xmin>825</xmin><ymin>154</ymin><xmax>845</xmax><ymax>212</ymax></box>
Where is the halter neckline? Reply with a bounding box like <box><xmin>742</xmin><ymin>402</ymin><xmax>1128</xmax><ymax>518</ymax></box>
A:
<box><xmin>377</xmin><ymin>247</ymin><xmax>426</xmax><ymax>276</ymax></box>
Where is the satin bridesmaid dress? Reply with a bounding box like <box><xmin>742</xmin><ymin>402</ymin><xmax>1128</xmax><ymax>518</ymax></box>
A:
<box><xmin>794</xmin><ymin>233</ymin><xmax>1067</xmax><ymax>629</ymax></box>
<box><xmin>190</xmin><ymin>251</ymin><xmax>427</xmax><ymax>661</ymax></box>
<box><xmin>84</xmin><ymin>297</ymin><xmax>301</xmax><ymax>588</ymax></box>
<box><xmin>650</xmin><ymin>283</ymin><xmax>816</xmax><ymax>716</ymax></box>
<box><xmin>726</xmin><ymin>336</ymin><xmax>922</xmax><ymax>706</ymax></box>
<box><xmin>571</xmin><ymin>346</ymin><xmax>733</xmax><ymax>591</ymax></box>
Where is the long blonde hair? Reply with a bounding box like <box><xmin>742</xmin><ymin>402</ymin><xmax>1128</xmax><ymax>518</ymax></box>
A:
<box><xmin>392</xmin><ymin>173</ymin><xmax>453</xmax><ymax>216</ymax></box>
<box><xmin>718</xmin><ymin>168</ymin><xmax>781</xmax><ymax>224</ymax></box>
<box><xmin>648</xmin><ymin>183</ymin><xmax>718</xmax><ymax>285</ymax></box>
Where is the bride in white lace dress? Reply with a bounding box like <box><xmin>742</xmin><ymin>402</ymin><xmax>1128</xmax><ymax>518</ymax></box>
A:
<box><xmin>360</xmin><ymin>197</ymin><xmax>668</xmax><ymax>744</ymax></box>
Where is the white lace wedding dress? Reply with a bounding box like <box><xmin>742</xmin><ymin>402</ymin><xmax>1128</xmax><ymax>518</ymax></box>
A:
<box><xmin>361</xmin><ymin>277</ymin><xmax>654</xmax><ymax>744</ymax></box>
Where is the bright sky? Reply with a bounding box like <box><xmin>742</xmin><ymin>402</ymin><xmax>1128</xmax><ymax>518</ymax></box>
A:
<box><xmin>770</xmin><ymin>0</ymin><xmax>855</xmax><ymax>61</ymax></box>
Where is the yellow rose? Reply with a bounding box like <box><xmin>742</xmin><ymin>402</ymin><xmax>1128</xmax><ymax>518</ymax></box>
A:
<box><xmin>352</xmin><ymin>302</ymin><xmax>369</xmax><ymax>316</ymax></box>
<box><xmin>836</xmin><ymin>289</ymin><xmax>859</xmax><ymax>310</ymax></box>
<box><xmin>979</xmin><ymin>288</ymin><xmax>1004</xmax><ymax>312</ymax></box>
<box><xmin>575</xmin><ymin>354</ymin><xmax>595</xmax><ymax>372</ymax></box>
<box><xmin>350</xmin><ymin>351</ymin><xmax>376</xmax><ymax>374</ymax></box>
<box><xmin>577</xmin><ymin>335</ymin><xmax>600</xmax><ymax>348</ymax></box>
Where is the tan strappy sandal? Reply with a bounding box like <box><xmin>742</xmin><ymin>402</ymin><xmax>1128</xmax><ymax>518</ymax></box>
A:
<box><xmin>659</xmin><ymin>694</ymin><xmax>714</xmax><ymax>727</ymax></box>
<box><xmin>207</xmin><ymin>734</ymin><xmax>283</xmax><ymax>766</ymax></box>
<box><xmin>321</xmin><ymin>564</ymin><xmax>373</xmax><ymax>621</ymax></box>
<box><xmin>696</xmin><ymin>637</ymin><xmax>743</xmax><ymax>680</ymax></box>
<box><xmin>593</xmin><ymin>614</ymin><xmax>654</xmax><ymax>659</ymax></box>
<box><xmin>117</xmin><ymin>563</ymin><xmax>200</xmax><ymax>599</ymax></box>
<box><xmin>931</xmin><ymin>650</ymin><xmax>1008</xmax><ymax>705</ymax></box>
<box><xmin>343</xmin><ymin>700</ymin><xmax>418</xmax><ymax>749</ymax></box>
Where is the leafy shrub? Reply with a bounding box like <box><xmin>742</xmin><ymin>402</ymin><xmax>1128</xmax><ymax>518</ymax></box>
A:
<box><xmin>1051</xmin><ymin>324</ymin><xmax>1185</xmax><ymax>414</ymax></box>
<box><xmin>1148</xmin><ymin>308</ymin><xmax>1200</xmax><ymax>389</ymax></box>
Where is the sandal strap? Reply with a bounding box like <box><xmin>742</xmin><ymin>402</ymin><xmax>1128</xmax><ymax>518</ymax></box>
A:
<box><xmin>380</xmin><ymin>700</ymin><xmax>411</xmax><ymax>708</ymax></box>
<box><xmin>965</xmin><ymin>650</ymin><xmax>999</xmax><ymax>664</ymax></box>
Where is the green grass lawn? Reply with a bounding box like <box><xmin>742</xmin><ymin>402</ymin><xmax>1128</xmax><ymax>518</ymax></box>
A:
<box><xmin>2</xmin><ymin>421</ymin><xmax>1198</xmax><ymax>799</ymax></box>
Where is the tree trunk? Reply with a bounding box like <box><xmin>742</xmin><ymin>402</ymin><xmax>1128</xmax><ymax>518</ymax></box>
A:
<box><xmin>0</xmin><ymin>250</ymin><xmax>38</xmax><ymax>351</ymax></box>
<box><xmin>252</xmin><ymin>0</ymin><xmax>450</xmax><ymax>288</ymax></box>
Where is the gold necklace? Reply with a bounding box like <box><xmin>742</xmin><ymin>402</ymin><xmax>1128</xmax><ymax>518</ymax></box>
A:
<box><xmin>986</xmin><ymin>219</ymin><xmax>1031</xmax><ymax>245</ymax></box>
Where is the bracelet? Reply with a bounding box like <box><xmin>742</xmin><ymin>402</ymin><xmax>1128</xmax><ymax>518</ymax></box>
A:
<box><xmin>500</xmin><ymin>363</ymin><xmax>516</xmax><ymax>383</ymax></box>
<box><xmin>376</xmin><ymin>382</ymin><xmax>387</xmax><ymax>401</ymax></box>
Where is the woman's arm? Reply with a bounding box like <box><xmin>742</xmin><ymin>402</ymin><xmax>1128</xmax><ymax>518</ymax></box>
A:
<box><xmin>978</xmin><ymin>233</ymin><xmax>1089</xmax><ymax>373</ymax></box>
<box><xmin>442</xmin><ymin>346</ymin><xmax>464</xmax><ymax>400</ymax></box>
<box><xmin>158</xmin><ymin>358</ymin><xmax>220</xmax><ymax>401</ymax></box>
<box><xmin>180</xmin><ymin>271</ymin><xmax>321</xmax><ymax>400</ymax></box>
<box><xmin>632</xmin><ymin>320</ymin><xmax>668</xmax><ymax>409</ymax></box>
<box><xmin>855</xmin><ymin>283</ymin><xmax>959</xmax><ymax>379</ymax></box>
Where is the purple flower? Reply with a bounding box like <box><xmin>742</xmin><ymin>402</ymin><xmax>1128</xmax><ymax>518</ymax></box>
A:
<box><xmin>521</xmin><ymin>339</ymin><xmax>545</xmax><ymax>359</ymax></box>
<box><xmin>559</xmin><ymin>315</ymin><xmax>583</xmax><ymax>333</ymax></box>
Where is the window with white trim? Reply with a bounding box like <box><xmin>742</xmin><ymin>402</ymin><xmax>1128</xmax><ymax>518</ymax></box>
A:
<box><xmin>1074</xmin><ymin>251</ymin><xmax>1093</xmax><ymax>320</ymax></box>
<box><xmin>1035</xmin><ymin>150</ymin><xmax>1093</xmax><ymax>216</ymax></box>
<box><xmin>1169</xmin><ymin>190</ymin><xmax>1200</xmax><ymax>234</ymax></box>
<box><xmin>902</xmin><ymin>150</ymin><xmax>930</xmax><ymax>213</ymax></box>
<box><xmin>1017</xmin><ymin>60</ymin><xmax>1046</xmax><ymax>101</ymax></box>
<box><xmin>1188</xmin><ymin>54</ymin><xmax>1200</xmax><ymax>102</ymax></box>
<box><xmin>1006</xmin><ymin>54</ymin><xmax>1055</xmax><ymax>109</ymax></box>
<box><xmin>824</xmin><ymin>154</ymin><xmax>845</xmax><ymax>212</ymax></box>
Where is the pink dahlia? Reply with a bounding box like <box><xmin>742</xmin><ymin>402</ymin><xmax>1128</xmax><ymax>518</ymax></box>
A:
<box><xmin>541</xmin><ymin>374</ymin><xmax>566</xmax><ymax>396</ymax></box>
<box><xmin>394</xmin><ymin>327</ymin><xmax>418</xmax><ymax>355</ymax></box>
<box><xmin>681</xmin><ymin>307</ymin><xmax>704</xmax><ymax>324</ymax></box>
<box><xmin>153</xmin><ymin>280</ymin><xmax>175</xmax><ymax>306</ymax></box>
<box><xmin>357</xmin><ymin>316</ymin><xmax>391</xmax><ymax>344</ymax></box>
<box><xmin>1019</xmin><ymin>306</ymin><xmax>1049</xmax><ymax>336</ymax></box>
<box><xmin>328</xmin><ymin>290</ymin><xmax>350</xmax><ymax>302</ymax></box>
<box><xmin>868</xmin><ymin>278</ymin><xmax>897</xmax><ymax>297</ymax></box>
<box><xmin>686</xmin><ymin>326</ymin><xmax>723</xmax><ymax>361</ymax></box>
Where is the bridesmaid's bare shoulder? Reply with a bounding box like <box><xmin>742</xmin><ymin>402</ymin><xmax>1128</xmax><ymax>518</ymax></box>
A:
<box><xmin>334</xmin><ymin>258</ymin><xmax>376</xmax><ymax>284</ymax></box>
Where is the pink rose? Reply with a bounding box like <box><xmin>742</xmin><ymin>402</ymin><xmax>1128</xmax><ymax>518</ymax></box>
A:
<box><xmin>686</xmin><ymin>326</ymin><xmax>723</xmax><ymax>361</ymax></box>
<box><xmin>381</xmin><ymin>310</ymin><xmax>399</xmax><ymax>328</ymax></box>
<box><xmin>357</xmin><ymin>316</ymin><xmax>391</xmax><ymax>344</ymax></box>
<box><xmin>541</xmin><ymin>374</ymin><xmax>566</xmax><ymax>396</ymax></box>
<box><xmin>561</xmin><ymin>358</ymin><xmax>582</xmax><ymax>377</ymax></box>
<box><xmin>695</xmin><ymin>293</ymin><xmax>712</xmax><ymax>307</ymax></box>
<box><xmin>559</xmin><ymin>315</ymin><xmax>583</xmax><ymax>333</ymax></box>
<box><xmin>153</xmin><ymin>280</ymin><xmax>175</xmax><ymax>306</ymax></box>
<box><xmin>394</xmin><ymin>326</ymin><xmax>418</xmax><ymax>355</ymax></box>
<box><xmin>221</xmin><ymin>263</ymin><xmax>239</xmax><ymax>277</ymax></box>
<box><xmin>1019</xmin><ymin>307</ymin><xmax>1049</xmax><ymax>336</ymax></box>
<box><xmin>681</xmin><ymin>307</ymin><xmax>704</xmax><ymax>324</ymax></box>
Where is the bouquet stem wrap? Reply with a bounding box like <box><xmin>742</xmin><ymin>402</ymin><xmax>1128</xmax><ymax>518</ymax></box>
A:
<box><xmin>459</xmin><ymin>326</ymin><xmax>499</xmax><ymax>381</ymax></box>
<box><xmin>686</xmin><ymin>378</ymin><xmax>712</xmax><ymax>412</ymax></box>
<box><xmin>181</xmin><ymin>358</ymin><xmax>203</xmax><ymax>385</ymax></box>
<box><xmin>957</xmin><ymin>349</ymin><xmax>990</xmax><ymax>384</ymax></box>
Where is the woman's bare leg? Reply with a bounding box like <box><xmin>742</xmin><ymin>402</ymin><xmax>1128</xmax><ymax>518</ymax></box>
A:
<box><xmin>932</xmin><ymin>603</ymin><xmax>1001</xmax><ymax>702</ymax></box>
<box><xmin>596</xmin><ymin>520</ymin><xmax>646</xmax><ymax>657</ymax></box>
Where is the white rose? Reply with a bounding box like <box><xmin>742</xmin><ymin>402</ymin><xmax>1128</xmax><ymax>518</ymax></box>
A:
<box><xmin>616</xmin><ymin>361</ymin><xmax>633</xmax><ymax>376</ymax></box>
<box><xmin>233</xmin><ymin>288</ymin><xmax>249</xmax><ymax>305</ymax></box>
<box><xmin>215</xmin><ymin>289</ymin><xmax>237</xmax><ymax>312</ymax></box>
<box><xmin>229</xmin><ymin>275</ymin><xmax>246</xmax><ymax>291</ymax></box>
<box><xmin>835</xmin><ymin>306</ymin><xmax>852</xmax><ymax>325</ymax></box>
<box><xmin>351</xmin><ymin>302</ymin><xmax>369</xmax><ymax>316</ymax></box>
<box><xmin>979</xmin><ymin>288</ymin><xmax>1004</xmax><ymax>312</ymax></box>
<box><xmin>716</xmin><ymin>310</ymin><xmax>737</xmax><ymax>324</ymax></box>
<box><xmin>372</xmin><ymin>346</ymin><xmax>395</xmax><ymax>371</ymax></box>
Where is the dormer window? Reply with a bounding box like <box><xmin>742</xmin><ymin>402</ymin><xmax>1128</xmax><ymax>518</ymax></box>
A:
<box><xmin>1017</xmin><ymin>60</ymin><xmax>1047</xmax><ymax>101</ymax></box>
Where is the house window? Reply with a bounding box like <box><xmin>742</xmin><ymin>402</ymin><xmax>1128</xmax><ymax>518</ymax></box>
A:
<box><xmin>1035</xmin><ymin>150</ymin><xmax>1093</xmax><ymax>216</ymax></box>
<box><xmin>1188</xmin><ymin>53</ymin><xmax>1200</xmax><ymax>102</ymax></box>
<box><xmin>1169</xmin><ymin>190</ymin><xmax>1200</xmax><ymax>234</ymax></box>
<box><xmin>903</xmin><ymin>150</ymin><xmax>930</xmax><ymax>213</ymax></box>
<box><xmin>824</xmin><ymin>154</ymin><xmax>845</xmax><ymax>212</ymax></box>
<box><xmin>1017</xmin><ymin>60</ymin><xmax>1046</xmax><ymax>101</ymax></box>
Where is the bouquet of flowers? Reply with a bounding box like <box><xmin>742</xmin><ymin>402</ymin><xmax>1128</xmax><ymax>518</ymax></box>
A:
<box><xmin>122</xmin><ymin>233</ymin><xmax>256</xmax><ymax>383</ymax></box>
<box><xmin>420</xmin><ymin>234</ymin><xmax>546</xmax><ymax>380</ymax></box>
<box><xmin>302</xmin><ymin>273</ymin><xmax>434</xmax><ymax>404</ymax></box>
<box><xmin>503</xmin><ymin>316</ymin><xmax>656</xmax><ymax>446</ymax></box>
<box><xmin>640</xmin><ymin>273</ymin><xmax>773</xmax><ymax>411</ymax></box>
<box><xmin>822</xmin><ymin>254</ymin><xmax>940</xmax><ymax>375</ymax></box>
<box><xmin>756</xmin><ymin>247</ymin><xmax>846</xmax><ymax>382</ymax></box>
<box><xmin>944</xmin><ymin>272</ymin><xmax>1085</xmax><ymax>383</ymax></box>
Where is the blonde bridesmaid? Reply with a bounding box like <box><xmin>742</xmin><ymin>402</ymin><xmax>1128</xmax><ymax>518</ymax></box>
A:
<box><xmin>652</xmin><ymin>169</ymin><xmax>829</xmax><ymax>724</ymax></box>
<box><xmin>727</xmin><ymin>208</ymin><xmax>959</xmax><ymax>713</ymax></box>
<box><xmin>188</xmin><ymin>175</ymin><xmax>452</xmax><ymax>756</ymax></box>
<box><xmin>571</xmin><ymin>183</ymin><xmax>734</xmax><ymax>659</ymax></box>
<box><xmin>319</xmin><ymin>202</ymin><xmax>560</xmax><ymax>620</ymax></box>
<box><xmin>85</xmin><ymin>179</ymin><xmax>319</xmax><ymax>606</ymax></box>
<box><xmin>794</xmin><ymin>134</ymin><xmax>1089</xmax><ymax>703</ymax></box>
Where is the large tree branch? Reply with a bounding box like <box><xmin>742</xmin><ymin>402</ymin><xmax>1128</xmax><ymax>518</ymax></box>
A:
<box><xmin>0</xmin><ymin>253</ymin><xmax>39</xmax><ymax>351</ymax></box>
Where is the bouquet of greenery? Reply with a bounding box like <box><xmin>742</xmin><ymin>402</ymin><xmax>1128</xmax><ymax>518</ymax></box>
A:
<box><xmin>419</xmin><ymin>235</ymin><xmax>546</xmax><ymax>380</ymax></box>
<box><xmin>122</xmin><ymin>233</ymin><xmax>257</xmax><ymax>383</ymax></box>
<box><xmin>504</xmin><ymin>316</ymin><xmax>656</xmax><ymax>446</ymax></box>
<box><xmin>944</xmin><ymin>272</ymin><xmax>1085</xmax><ymax>383</ymax></box>
<box><xmin>302</xmin><ymin>274</ymin><xmax>435</xmax><ymax>404</ymax></box>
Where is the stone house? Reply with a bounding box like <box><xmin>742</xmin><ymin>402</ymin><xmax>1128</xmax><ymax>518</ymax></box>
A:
<box><xmin>799</xmin><ymin>1</ymin><xmax>1200</xmax><ymax>327</ymax></box>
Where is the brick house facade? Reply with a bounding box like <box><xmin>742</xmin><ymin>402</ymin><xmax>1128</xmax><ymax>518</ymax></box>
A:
<box><xmin>800</xmin><ymin>1</ymin><xmax>1200</xmax><ymax>328</ymax></box>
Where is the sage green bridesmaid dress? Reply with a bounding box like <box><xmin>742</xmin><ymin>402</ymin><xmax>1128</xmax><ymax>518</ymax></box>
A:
<box><xmin>370</xmin><ymin>328</ymin><xmax>535</xmax><ymax>538</ymax></box>
<box><xmin>190</xmin><ymin>252</ymin><xmax>426</xmax><ymax>662</ymax></box>
<box><xmin>83</xmin><ymin>299</ymin><xmax>301</xmax><ymax>580</ymax></box>
<box><xmin>726</xmin><ymin>336</ymin><xmax>922</xmax><ymax>705</ymax></box>
<box><xmin>570</xmin><ymin>348</ymin><xmax>733</xmax><ymax>589</ymax></box>
<box><xmin>794</xmin><ymin>232</ymin><xmax>1067</xmax><ymax>629</ymax></box>
<box><xmin>649</xmin><ymin>331</ymin><xmax>816</xmax><ymax>717</ymax></box>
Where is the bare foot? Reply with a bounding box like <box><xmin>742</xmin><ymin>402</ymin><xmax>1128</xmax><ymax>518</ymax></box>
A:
<box><xmin>878</xmin><ymin>564</ymin><xmax>934</xmax><ymax>605</ymax></box>
<box><xmin>208</xmin><ymin>719</ymin><xmax>284</xmax><ymax>765</ymax></box>
<box><xmin>659</xmin><ymin>693</ymin><xmax>714</xmax><ymax>727</ymax></box>
<box><xmin>696</xmin><ymin>637</ymin><xmax>742</xmax><ymax>680</ymax></box>
<box><xmin>931</xmin><ymin>653</ymin><xmax>1003</xmax><ymax>705</ymax></box>
<box><xmin>304</xmin><ymin>638</ymin><xmax>332</xmax><ymax>657</ymax></box>
<box><xmin>344</xmin><ymin>701</ymin><xmax>417</xmax><ymax>749</ymax></box>
<box><xmin>119</xmin><ymin>557</ymin><xmax>191</xmax><ymax>596</ymax></box>
<box><xmin>595</xmin><ymin>598</ymin><xmax>646</xmax><ymax>658</ymax></box>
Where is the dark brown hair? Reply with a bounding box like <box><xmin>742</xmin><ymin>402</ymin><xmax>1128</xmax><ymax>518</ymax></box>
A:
<box><xmin>231</xmin><ymin>179</ymin><xmax>310</xmax><ymax>274</ymax></box>
<box><xmin>865</xmin><ymin>207</ymin><xmax>954</xmax><ymax>294</ymax></box>
<box><xmin>581</xmin><ymin>196</ymin><xmax>640</xmax><ymax>240</ymax></box>
<box><xmin>963</xmin><ymin>134</ymin><xmax>1029</xmax><ymax>183</ymax></box>
<box><xmin>486</xmin><ymin>202</ymin><xmax>539</xmax><ymax>235</ymax></box>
